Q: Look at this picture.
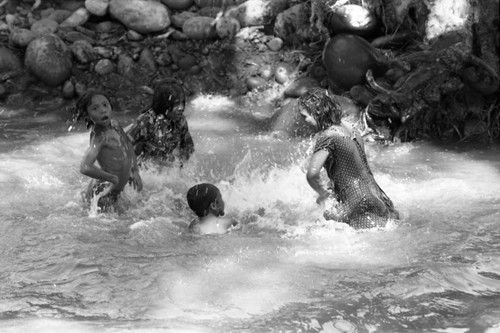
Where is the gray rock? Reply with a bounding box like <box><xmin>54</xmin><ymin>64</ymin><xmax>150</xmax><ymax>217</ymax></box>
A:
<box><xmin>31</xmin><ymin>18</ymin><xmax>59</xmax><ymax>35</ymax></box>
<box><xmin>161</xmin><ymin>0</ymin><xmax>194</xmax><ymax>10</ymax></box>
<box><xmin>85</xmin><ymin>0</ymin><xmax>109</xmax><ymax>17</ymax></box>
<box><xmin>60</xmin><ymin>7</ymin><xmax>90</xmax><ymax>29</ymax></box>
<box><xmin>94</xmin><ymin>59</ymin><xmax>115</xmax><ymax>75</ymax></box>
<box><xmin>24</xmin><ymin>34</ymin><xmax>73</xmax><ymax>87</ymax></box>
<box><xmin>71</xmin><ymin>39</ymin><xmax>96</xmax><ymax>63</ymax></box>
<box><xmin>9</xmin><ymin>28</ymin><xmax>37</xmax><ymax>48</ymax></box>
<box><xmin>109</xmin><ymin>0</ymin><xmax>171</xmax><ymax>34</ymax></box>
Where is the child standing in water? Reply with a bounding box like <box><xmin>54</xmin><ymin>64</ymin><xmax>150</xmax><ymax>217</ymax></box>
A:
<box><xmin>186</xmin><ymin>183</ymin><xmax>237</xmax><ymax>234</ymax></box>
<box><xmin>73</xmin><ymin>91</ymin><xmax>142</xmax><ymax>211</ymax></box>
<box><xmin>127</xmin><ymin>80</ymin><xmax>195</xmax><ymax>167</ymax></box>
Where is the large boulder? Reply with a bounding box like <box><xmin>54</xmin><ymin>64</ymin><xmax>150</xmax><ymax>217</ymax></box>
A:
<box><xmin>24</xmin><ymin>34</ymin><xmax>73</xmax><ymax>87</ymax></box>
<box><xmin>109</xmin><ymin>0</ymin><xmax>170</xmax><ymax>34</ymax></box>
<box><xmin>322</xmin><ymin>33</ymin><xmax>388</xmax><ymax>91</ymax></box>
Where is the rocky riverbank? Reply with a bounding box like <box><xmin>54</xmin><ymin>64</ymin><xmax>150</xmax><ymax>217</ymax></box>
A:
<box><xmin>0</xmin><ymin>0</ymin><xmax>317</xmax><ymax>115</ymax></box>
<box><xmin>1</xmin><ymin>0</ymin><xmax>499</xmax><ymax>142</ymax></box>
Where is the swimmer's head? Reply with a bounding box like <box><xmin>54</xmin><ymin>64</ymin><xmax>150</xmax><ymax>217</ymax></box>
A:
<box><xmin>298</xmin><ymin>88</ymin><xmax>342</xmax><ymax>131</ymax></box>
<box><xmin>151</xmin><ymin>80</ymin><xmax>186</xmax><ymax>121</ymax></box>
<box><xmin>187</xmin><ymin>183</ymin><xmax>225</xmax><ymax>218</ymax></box>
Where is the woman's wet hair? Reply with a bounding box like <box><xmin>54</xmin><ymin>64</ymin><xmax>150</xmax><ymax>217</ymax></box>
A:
<box><xmin>298</xmin><ymin>88</ymin><xmax>342</xmax><ymax>130</ymax></box>
<box><xmin>72</xmin><ymin>90</ymin><xmax>111</xmax><ymax>130</ymax></box>
<box><xmin>150</xmin><ymin>81</ymin><xmax>186</xmax><ymax>116</ymax></box>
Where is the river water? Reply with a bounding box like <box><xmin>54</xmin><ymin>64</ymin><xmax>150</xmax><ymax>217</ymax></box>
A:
<box><xmin>1</xmin><ymin>94</ymin><xmax>499</xmax><ymax>333</ymax></box>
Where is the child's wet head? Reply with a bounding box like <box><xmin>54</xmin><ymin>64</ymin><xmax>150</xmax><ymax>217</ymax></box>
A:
<box><xmin>73</xmin><ymin>91</ymin><xmax>112</xmax><ymax>130</ymax></box>
<box><xmin>187</xmin><ymin>183</ymin><xmax>225</xmax><ymax>218</ymax></box>
<box><xmin>151</xmin><ymin>82</ymin><xmax>186</xmax><ymax>119</ymax></box>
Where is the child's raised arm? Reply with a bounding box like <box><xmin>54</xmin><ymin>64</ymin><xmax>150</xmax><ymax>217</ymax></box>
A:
<box><xmin>80</xmin><ymin>134</ymin><xmax>119</xmax><ymax>185</ymax></box>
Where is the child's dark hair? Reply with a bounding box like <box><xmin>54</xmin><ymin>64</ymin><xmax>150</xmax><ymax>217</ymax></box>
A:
<box><xmin>187</xmin><ymin>183</ymin><xmax>220</xmax><ymax>218</ymax></box>
<box><xmin>73</xmin><ymin>90</ymin><xmax>112</xmax><ymax>130</ymax></box>
<box><xmin>150</xmin><ymin>81</ymin><xmax>186</xmax><ymax>116</ymax></box>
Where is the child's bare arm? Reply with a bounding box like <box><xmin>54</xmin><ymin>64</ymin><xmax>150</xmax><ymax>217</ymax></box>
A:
<box><xmin>129</xmin><ymin>157</ymin><xmax>143</xmax><ymax>191</ymax></box>
<box><xmin>80</xmin><ymin>135</ymin><xmax>119</xmax><ymax>184</ymax></box>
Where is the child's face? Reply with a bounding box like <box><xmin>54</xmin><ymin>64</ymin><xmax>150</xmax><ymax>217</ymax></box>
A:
<box><xmin>165</xmin><ymin>97</ymin><xmax>185</xmax><ymax>121</ymax></box>
<box><xmin>299</xmin><ymin>105</ymin><xmax>318</xmax><ymax>129</ymax></box>
<box><xmin>87</xmin><ymin>95</ymin><xmax>112</xmax><ymax>127</ymax></box>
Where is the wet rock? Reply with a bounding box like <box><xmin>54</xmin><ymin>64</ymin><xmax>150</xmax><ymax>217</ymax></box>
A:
<box><xmin>267</xmin><ymin>37</ymin><xmax>283</xmax><ymax>51</ymax></box>
<box><xmin>94</xmin><ymin>20</ymin><xmax>121</xmax><ymax>33</ymax></box>
<box><xmin>215</xmin><ymin>16</ymin><xmax>240</xmax><ymax>39</ymax></box>
<box><xmin>70</xmin><ymin>39</ymin><xmax>96</xmax><ymax>63</ymax></box>
<box><xmin>85</xmin><ymin>0</ymin><xmax>109</xmax><ymax>17</ymax></box>
<box><xmin>94</xmin><ymin>59</ymin><xmax>115</xmax><ymax>75</ymax></box>
<box><xmin>182</xmin><ymin>16</ymin><xmax>216</xmax><ymax>39</ymax></box>
<box><xmin>274</xmin><ymin>62</ymin><xmax>292</xmax><ymax>84</ymax></box>
<box><xmin>24</xmin><ymin>34</ymin><xmax>73</xmax><ymax>87</ymax></box>
<box><xmin>259</xmin><ymin>64</ymin><xmax>272</xmax><ymax>80</ymax></box>
<box><xmin>161</xmin><ymin>0</ymin><xmax>194</xmax><ymax>10</ymax></box>
<box><xmin>246</xmin><ymin>76</ymin><xmax>267</xmax><ymax>91</ymax></box>
<box><xmin>59</xmin><ymin>1</ymin><xmax>85</xmax><ymax>12</ymax></box>
<box><xmin>323</xmin><ymin>33</ymin><xmax>388</xmax><ymax>91</ymax></box>
<box><xmin>31</xmin><ymin>18</ymin><xmax>59</xmax><ymax>35</ymax></box>
<box><xmin>127</xmin><ymin>30</ymin><xmax>144</xmax><ymax>41</ymax></box>
<box><xmin>62</xmin><ymin>80</ymin><xmax>76</xmax><ymax>98</ymax></box>
<box><xmin>93</xmin><ymin>46</ymin><xmax>113</xmax><ymax>58</ymax></box>
<box><xmin>60</xmin><ymin>30</ymin><xmax>95</xmax><ymax>44</ymax></box>
<box><xmin>9</xmin><ymin>28</ymin><xmax>37</xmax><ymax>48</ymax></box>
<box><xmin>109</xmin><ymin>0</ymin><xmax>171</xmax><ymax>34</ymax></box>
<box><xmin>283</xmin><ymin>77</ymin><xmax>320</xmax><ymax>98</ymax></box>
<box><xmin>60</xmin><ymin>7</ymin><xmax>90</xmax><ymax>29</ymax></box>
<box><xmin>274</xmin><ymin>3</ymin><xmax>310</xmax><ymax>42</ymax></box>
<box><xmin>44</xmin><ymin>9</ymin><xmax>73</xmax><ymax>24</ymax></box>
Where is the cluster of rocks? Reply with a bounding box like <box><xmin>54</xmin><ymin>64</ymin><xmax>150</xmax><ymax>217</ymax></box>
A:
<box><xmin>0</xmin><ymin>0</ymin><xmax>324</xmax><ymax>111</ymax></box>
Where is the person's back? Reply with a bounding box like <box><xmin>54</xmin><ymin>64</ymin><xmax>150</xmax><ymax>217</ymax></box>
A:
<box><xmin>318</xmin><ymin>126</ymin><xmax>398</xmax><ymax>227</ymax></box>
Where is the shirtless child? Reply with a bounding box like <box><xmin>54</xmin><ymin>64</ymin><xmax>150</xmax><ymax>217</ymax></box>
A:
<box><xmin>72</xmin><ymin>91</ymin><xmax>142</xmax><ymax>211</ymax></box>
<box><xmin>186</xmin><ymin>183</ymin><xmax>237</xmax><ymax>234</ymax></box>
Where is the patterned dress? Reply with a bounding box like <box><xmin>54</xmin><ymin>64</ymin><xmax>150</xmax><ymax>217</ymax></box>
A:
<box><xmin>128</xmin><ymin>109</ymin><xmax>194</xmax><ymax>165</ymax></box>
<box><xmin>314</xmin><ymin>126</ymin><xmax>399</xmax><ymax>228</ymax></box>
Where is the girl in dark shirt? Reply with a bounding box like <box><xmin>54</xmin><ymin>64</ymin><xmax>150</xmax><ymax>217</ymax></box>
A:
<box><xmin>127</xmin><ymin>81</ymin><xmax>195</xmax><ymax>167</ymax></box>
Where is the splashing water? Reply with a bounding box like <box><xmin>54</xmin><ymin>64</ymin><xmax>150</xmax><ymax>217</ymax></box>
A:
<box><xmin>1</xmin><ymin>96</ymin><xmax>500</xmax><ymax>333</ymax></box>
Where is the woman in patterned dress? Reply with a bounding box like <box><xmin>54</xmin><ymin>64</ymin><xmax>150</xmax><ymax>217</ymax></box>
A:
<box><xmin>298</xmin><ymin>88</ymin><xmax>399</xmax><ymax>229</ymax></box>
